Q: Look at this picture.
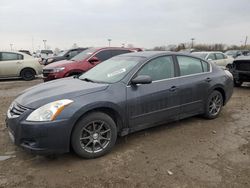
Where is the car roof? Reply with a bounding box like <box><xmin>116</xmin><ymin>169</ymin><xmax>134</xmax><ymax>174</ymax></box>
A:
<box><xmin>235</xmin><ymin>56</ymin><xmax>250</xmax><ymax>61</ymax></box>
<box><xmin>192</xmin><ymin>51</ymin><xmax>223</xmax><ymax>54</ymax></box>
<box><xmin>118</xmin><ymin>51</ymin><xmax>201</xmax><ymax>59</ymax></box>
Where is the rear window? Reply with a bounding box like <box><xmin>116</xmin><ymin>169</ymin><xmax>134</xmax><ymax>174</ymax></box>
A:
<box><xmin>177</xmin><ymin>56</ymin><xmax>203</xmax><ymax>76</ymax></box>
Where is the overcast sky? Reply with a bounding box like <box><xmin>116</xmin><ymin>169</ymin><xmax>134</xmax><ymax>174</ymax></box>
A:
<box><xmin>0</xmin><ymin>0</ymin><xmax>249</xmax><ymax>51</ymax></box>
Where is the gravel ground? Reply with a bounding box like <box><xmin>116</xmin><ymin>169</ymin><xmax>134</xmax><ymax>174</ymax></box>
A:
<box><xmin>0</xmin><ymin>79</ymin><xmax>250</xmax><ymax>188</ymax></box>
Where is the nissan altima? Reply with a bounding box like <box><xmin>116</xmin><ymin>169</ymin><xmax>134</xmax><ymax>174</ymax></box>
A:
<box><xmin>6</xmin><ymin>51</ymin><xmax>234</xmax><ymax>158</ymax></box>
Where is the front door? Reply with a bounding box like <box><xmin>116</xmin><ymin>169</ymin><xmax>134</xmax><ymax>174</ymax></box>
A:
<box><xmin>126</xmin><ymin>55</ymin><xmax>180</xmax><ymax>130</ymax></box>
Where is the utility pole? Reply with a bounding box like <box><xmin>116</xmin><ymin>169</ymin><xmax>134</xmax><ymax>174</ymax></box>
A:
<box><xmin>108</xmin><ymin>39</ymin><xmax>112</xmax><ymax>47</ymax></box>
<box><xmin>43</xmin><ymin>40</ymin><xmax>47</xmax><ymax>49</ymax></box>
<box><xmin>10</xmin><ymin>43</ymin><xmax>13</xmax><ymax>51</ymax></box>
<box><xmin>191</xmin><ymin>38</ymin><xmax>195</xmax><ymax>48</ymax></box>
<box><xmin>244</xmin><ymin>36</ymin><xmax>248</xmax><ymax>49</ymax></box>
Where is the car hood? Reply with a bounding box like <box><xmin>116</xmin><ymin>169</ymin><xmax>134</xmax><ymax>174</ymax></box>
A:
<box><xmin>16</xmin><ymin>78</ymin><xmax>109</xmax><ymax>109</ymax></box>
<box><xmin>43</xmin><ymin>59</ymin><xmax>76</xmax><ymax>69</ymax></box>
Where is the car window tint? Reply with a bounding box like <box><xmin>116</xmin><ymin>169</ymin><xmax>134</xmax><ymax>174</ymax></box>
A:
<box><xmin>68</xmin><ymin>50</ymin><xmax>79</xmax><ymax>58</ymax></box>
<box><xmin>1</xmin><ymin>52</ymin><xmax>23</xmax><ymax>61</ymax></box>
<box><xmin>207</xmin><ymin>53</ymin><xmax>216</xmax><ymax>60</ymax></box>
<box><xmin>215</xmin><ymin>53</ymin><xmax>225</xmax><ymax>60</ymax></box>
<box><xmin>137</xmin><ymin>56</ymin><xmax>175</xmax><ymax>81</ymax></box>
<box><xmin>95</xmin><ymin>50</ymin><xmax>113</xmax><ymax>61</ymax></box>
<box><xmin>202</xmin><ymin>61</ymin><xmax>210</xmax><ymax>72</ymax></box>
<box><xmin>177</xmin><ymin>56</ymin><xmax>203</xmax><ymax>76</ymax></box>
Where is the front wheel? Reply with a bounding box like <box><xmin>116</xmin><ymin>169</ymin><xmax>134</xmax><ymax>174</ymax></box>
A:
<box><xmin>71</xmin><ymin>112</ymin><xmax>117</xmax><ymax>159</ymax></box>
<box><xmin>204</xmin><ymin>90</ymin><xmax>223</xmax><ymax>119</ymax></box>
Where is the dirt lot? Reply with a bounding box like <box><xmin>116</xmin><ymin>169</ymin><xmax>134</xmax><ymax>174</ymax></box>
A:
<box><xmin>0</xmin><ymin>79</ymin><xmax>250</xmax><ymax>188</ymax></box>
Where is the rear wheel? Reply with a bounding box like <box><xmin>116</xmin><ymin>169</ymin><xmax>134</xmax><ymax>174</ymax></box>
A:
<box><xmin>71</xmin><ymin>112</ymin><xmax>117</xmax><ymax>159</ymax></box>
<box><xmin>21</xmin><ymin>68</ymin><xmax>36</xmax><ymax>81</ymax></box>
<box><xmin>204</xmin><ymin>90</ymin><xmax>223</xmax><ymax>119</ymax></box>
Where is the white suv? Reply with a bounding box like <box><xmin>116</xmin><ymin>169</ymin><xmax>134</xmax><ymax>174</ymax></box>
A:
<box><xmin>0</xmin><ymin>51</ymin><xmax>43</xmax><ymax>80</ymax></box>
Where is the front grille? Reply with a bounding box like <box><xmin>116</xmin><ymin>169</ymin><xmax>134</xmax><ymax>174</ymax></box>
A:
<box><xmin>9</xmin><ymin>102</ymin><xmax>30</xmax><ymax>118</ymax></box>
<box><xmin>42</xmin><ymin>69</ymin><xmax>53</xmax><ymax>77</ymax></box>
<box><xmin>235</xmin><ymin>61</ymin><xmax>250</xmax><ymax>71</ymax></box>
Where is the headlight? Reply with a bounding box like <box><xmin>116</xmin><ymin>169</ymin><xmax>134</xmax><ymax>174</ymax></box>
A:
<box><xmin>52</xmin><ymin>67</ymin><xmax>65</xmax><ymax>73</ymax></box>
<box><xmin>224</xmin><ymin>70</ymin><xmax>233</xmax><ymax>80</ymax></box>
<box><xmin>47</xmin><ymin>58</ymin><xmax>54</xmax><ymax>63</ymax></box>
<box><xmin>26</xmin><ymin>99</ymin><xmax>73</xmax><ymax>122</ymax></box>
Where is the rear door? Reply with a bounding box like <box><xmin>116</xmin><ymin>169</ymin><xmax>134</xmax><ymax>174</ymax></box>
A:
<box><xmin>176</xmin><ymin>55</ymin><xmax>211</xmax><ymax>118</ymax></box>
<box><xmin>0</xmin><ymin>52</ymin><xmax>24</xmax><ymax>77</ymax></box>
<box><xmin>126</xmin><ymin>55</ymin><xmax>180</xmax><ymax>130</ymax></box>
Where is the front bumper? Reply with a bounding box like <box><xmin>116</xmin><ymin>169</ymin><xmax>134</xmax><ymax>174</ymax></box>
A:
<box><xmin>5</xmin><ymin>116</ymin><xmax>72</xmax><ymax>155</ymax></box>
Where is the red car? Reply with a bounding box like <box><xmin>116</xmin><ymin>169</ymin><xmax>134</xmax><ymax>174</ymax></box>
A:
<box><xmin>42</xmin><ymin>47</ymin><xmax>138</xmax><ymax>81</ymax></box>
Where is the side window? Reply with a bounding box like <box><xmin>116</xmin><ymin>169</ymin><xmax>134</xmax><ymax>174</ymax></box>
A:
<box><xmin>111</xmin><ymin>50</ymin><xmax>131</xmax><ymax>57</ymax></box>
<box><xmin>202</xmin><ymin>61</ymin><xmax>210</xmax><ymax>72</ymax></box>
<box><xmin>215</xmin><ymin>53</ymin><xmax>225</xmax><ymax>60</ymax></box>
<box><xmin>94</xmin><ymin>50</ymin><xmax>113</xmax><ymax>61</ymax></box>
<box><xmin>177</xmin><ymin>56</ymin><xmax>203</xmax><ymax>76</ymax></box>
<box><xmin>207</xmin><ymin>53</ymin><xmax>216</xmax><ymax>60</ymax></box>
<box><xmin>137</xmin><ymin>56</ymin><xmax>175</xmax><ymax>81</ymax></box>
<box><xmin>68</xmin><ymin>50</ymin><xmax>79</xmax><ymax>58</ymax></box>
<box><xmin>1</xmin><ymin>52</ymin><xmax>23</xmax><ymax>61</ymax></box>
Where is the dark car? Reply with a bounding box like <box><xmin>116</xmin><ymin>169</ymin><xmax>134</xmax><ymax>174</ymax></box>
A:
<box><xmin>227</xmin><ymin>56</ymin><xmax>250</xmax><ymax>87</ymax></box>
<box><xmin>6</xmin><ymin>51</ymin><xmax>233</xmax><ymax>158</ymax></box>
<box><xmin>19</xmin><ymin>50</ymin><xmax>32</xmax><ymax>56</ymax></box>
<box><xmin>42</xmin><ymin>47</ymin><xmax>136</xmax><ymax>82</ymax></box>
<box><xmin>43</xmin><ymin>48</ymin><xmax>87</xmax><ymax>65</ymax></box>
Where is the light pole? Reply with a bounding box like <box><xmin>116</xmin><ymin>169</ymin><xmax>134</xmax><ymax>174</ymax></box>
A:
<box><xmin>191</xmin><ymin>38</ymin><xmax>195</xmax><ymax>48</ymax></box>
<box><xmin>108</xmin><ymin>39</ymin><xmax>112</xmax><ymax>47</ymax></box>
<box><xmin>10</xmin><ymin>43</ymin><xmax>13</xmax><ymax>51</ymax></box>
<box><xmin>43</xmin><ymin>40</ymin><xmax>47</xmax><ymax>49</ymax></box>
<box><xmin>122</xmin><ymin>43</ymin><xmax>125</xmax><ymax>48</ymax></box>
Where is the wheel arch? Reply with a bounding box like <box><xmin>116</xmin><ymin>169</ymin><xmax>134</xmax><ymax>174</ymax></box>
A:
<box><xmin>69</xmin><ymin>103</ymin><xmax>125</xmax><ymax>150</ymax></box>
<box><xmin>212</xmin><ymin>86</ymin><xmax>226</xmax><ymax>105</ymax></box>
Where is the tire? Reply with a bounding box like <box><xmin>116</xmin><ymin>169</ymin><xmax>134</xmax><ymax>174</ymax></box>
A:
<box><xmin>204</xmin><ymin>90</ymin><xmax>223</xmax><ymax>119</ymax></box>
<box><xmin>234</xmin><ymin>80</ymin><xmax>242</xmax><ymax>87</ymax></box>
<box><xmin>20</xmin><ymin>68</ymin><xmax>36</xmax><ymax>81</ymax></box>
<box><xmin>71</xmin><ymin>112</ymin><xmax>117</xmax><ymax>159</ymax></box>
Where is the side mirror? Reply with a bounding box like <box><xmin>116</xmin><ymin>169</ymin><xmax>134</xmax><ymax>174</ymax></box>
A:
<box><xmin>65</xmin><ymin>54</ymin><xmax>70</xmax><ymax>59</ymax></box>
<box><xmin>89</xmin><ymin>57</ymin><xmax>99</xmax><ymax>64</ymax></box>
<box><xmin>131</xmin><ymin>75</ymin><xmax>152</xmax><ymax>85</ymax></box>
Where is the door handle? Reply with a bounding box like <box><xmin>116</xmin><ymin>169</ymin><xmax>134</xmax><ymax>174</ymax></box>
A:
<box><xmin>205</xmin><ymin>77</ymin><xmax>212</xmax><ymax>82</ymax></box>
<box><xmin>16</xmin><ymin>62</ymin><xmax>21</xmax><ymax>64</ymax></box>
<box><xmin>169</xmin><ymin>86</ymin><xmax>177</xmax><ymax>92</ymax></box>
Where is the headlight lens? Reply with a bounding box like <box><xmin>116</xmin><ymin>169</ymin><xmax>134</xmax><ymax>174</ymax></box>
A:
<box><xmin>224</xmin><ymin>70</ymin><xmax>233</xmax><ymax>80</ymax></box>
<box><xmin>47</xmin><ymin>58</ymin><xmax>54</xmax><ymax>63</ymax></box>
<box><xmin>52</xmin><ymin>67</ymin><xmax>65</xmax><ymax>73</ymax></box>
<box><xmin>26</xmin><ymin>99</ymin><xmax>73</xmax><ymax>122</ymax></box>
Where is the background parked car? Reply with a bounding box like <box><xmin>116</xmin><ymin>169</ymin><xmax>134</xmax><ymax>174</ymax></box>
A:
<box><xmin>18</xmin><ymin>50</ymin><xmax>32</xmax><ymax>56</ymax></box>
<box><xmin>0</xmin><ymin>51</ymin><xmax>43</xmax><ymax>80</ymax></box>
<box><xmin>192</xmin><ymin>51</ymin><xmax>233</xmax><ymax>67</ymax></box>
<box><xmin>40</xmin><ymin>50</ymin><xmax>54</xmax><ymax>59</ymax></box>
<box><xmin>42</xmin><ymin>47</ymin><xmax>138</xmax><ymax>81</ymax></box>
<box><xmin>225</xmin><ymin>50</ymin><xmax>243</xmax><ymax>58</ymax></box>
<box><xmin>227</xmin><ymin>56</ymin><xmax>250</xmax><ymax>87</ymax></box>
<box><xmin>43</xmin><ymin>47</ymin><xmax>87</xmax><ymax>65</ymax></box>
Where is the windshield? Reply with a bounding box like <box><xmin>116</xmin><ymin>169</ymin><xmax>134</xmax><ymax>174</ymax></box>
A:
<box><xmin>79</xmin><ymin>56</ymin><xmax>144</xmax><ymax>83</ymax></box>
<box><xmin>192</xmin><ymin>52</ymin><xmax>208</xmax><ymax>59</ymax></box>
<box><xmin>71</xmin><ymin>48</ymin><xmax>97</xmax><ymax>61</ymax></box>
<box><xmin>57</xmin><ymin>51</ymin><xmax>67</xmax><ymax>57</ymax></box>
